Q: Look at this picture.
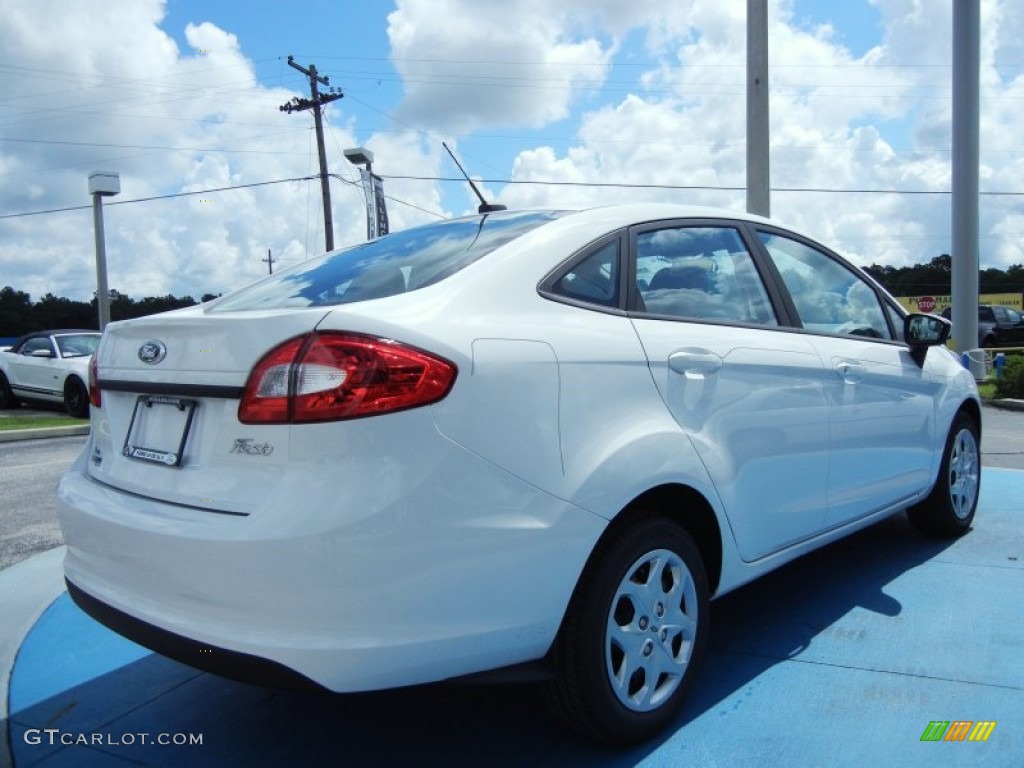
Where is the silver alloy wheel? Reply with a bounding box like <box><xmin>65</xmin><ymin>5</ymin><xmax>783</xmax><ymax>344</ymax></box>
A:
<box><xmin>605</xmin><ymin>548</ymin><xmax>698</xmax><ymax>712</ymax></box>
<box><xmin>948</xmin><ymin>426</ymin><xmax>980</xmax><ymax>520</ymax></box>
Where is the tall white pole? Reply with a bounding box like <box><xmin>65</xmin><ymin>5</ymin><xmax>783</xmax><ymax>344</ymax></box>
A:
<box><xmin>747</xmin><ymin>0</ymin><xmax>770</xmax><ymax>217</ymax></box>
<box><xmin>951</xmin><ymin>1</ymin><xmax>980</xmax><ymax>358</ymax></box>
<box><xmin>92</xmin><ymin>193</ymin><xmax>111</xmax><ymax>331</ymax></box>
<box><xmin>88</xmin><ymin>171</ymin><xmax>119</xmax><ymax>331</ymax></box>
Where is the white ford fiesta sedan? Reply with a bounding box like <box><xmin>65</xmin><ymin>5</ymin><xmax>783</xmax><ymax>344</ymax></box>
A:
<box><xmin>57</xmin><ymin>204</ymin><xmax>981</xmax><ymax>744</ymax></box>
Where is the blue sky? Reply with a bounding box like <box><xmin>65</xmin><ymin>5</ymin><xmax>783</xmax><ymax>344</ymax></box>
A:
<box><xmin>1</xmin><ymin>0</ymin><xmax>1022</xmax><ymax>302</ymax></box>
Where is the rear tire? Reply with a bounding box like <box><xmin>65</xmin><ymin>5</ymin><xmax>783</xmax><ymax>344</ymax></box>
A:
<box><xmin>907</xmin><ymin>412</ymin><xmax>980</xmax><ymax>537</ymax></box>
<box><xmin>545</xmin><ymin>516</ymin><xmax>709</xmax><ymax>745</ymax></box>
<box><xmin>64</xmin><ymin>377</ymin><xmax>89</xmax><ymax>418</ymax></box>
<box><xmin>0</xmin><ymin>371</ymin><xmax>17</xmax><ymax>409</ymax></box>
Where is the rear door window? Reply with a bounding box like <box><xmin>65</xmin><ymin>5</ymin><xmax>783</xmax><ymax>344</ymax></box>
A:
<box><xmin>634</xmin><ymin>225</ymin><xmax>778</xmax><ymax>326</ymax></box>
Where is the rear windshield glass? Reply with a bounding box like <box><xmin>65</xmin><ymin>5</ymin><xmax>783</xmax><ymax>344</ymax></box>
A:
<box><xmin>210</xmin><ymin>210</ymin><xmax>567</xmax><ymax>311</ymax></box>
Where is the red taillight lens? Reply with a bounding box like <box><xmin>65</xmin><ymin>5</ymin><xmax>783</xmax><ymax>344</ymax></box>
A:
<box><xmin>238</xmin><ymin>332</ymin><xmax>457</xmax><ymax>424</ymax></box>
<box><xmin>88</xmin><ymin>355</ymin><xmax>101</xmax><ymax>408</ymax></box>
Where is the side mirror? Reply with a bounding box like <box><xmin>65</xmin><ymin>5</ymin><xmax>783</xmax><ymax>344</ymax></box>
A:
<box><xmin>904</xmin><ymin>313</ymin><xmax>951</xmax><ymax>366</ymax></box>
<box><xmin>30</xmin><ymin>348</ymin><xmax>54</xmax><ymax>358</ymax></box>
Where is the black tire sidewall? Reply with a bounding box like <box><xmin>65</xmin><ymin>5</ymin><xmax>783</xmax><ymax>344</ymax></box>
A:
<box><xmin>560</xmin><ymin>517</ymin><xmax>709</xmax><ymax>744</ymax></box>
<box><xmin>64</xmin><ymin>377</ymin><xmax>88</xmax><ymax>418</ymax></box>
<box><xmin>0</xmin><ymin>372</ymin><xmax>14</xmax><ymax>408</ymax></box>
<box><xmin>937</xmin><ymin>414</ymin><xmax>981</xmax><ymax>528</ymax></box>
<box><xmin>909</xmin><ymin>412</ymin><xmax>980</xmax><ymax>536</ymax></box>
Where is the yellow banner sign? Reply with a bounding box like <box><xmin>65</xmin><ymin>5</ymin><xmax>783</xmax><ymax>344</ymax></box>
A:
<box><xmin>896</xmin><ymin>293</ymin><xmax>1023</xmax><ymax>313</ymax></box>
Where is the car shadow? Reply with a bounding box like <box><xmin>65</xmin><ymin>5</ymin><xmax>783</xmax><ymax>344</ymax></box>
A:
<box><xmin>6</xmin><ymin>513</ymin><xmax>959</xmax><ymax>767</ymax></box>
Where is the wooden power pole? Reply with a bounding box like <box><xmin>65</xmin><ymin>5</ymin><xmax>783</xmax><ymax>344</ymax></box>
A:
<box><xmin>279</xmin><ymin>56</ymin><xmax>343</xmax><ymax>252</ymax></box>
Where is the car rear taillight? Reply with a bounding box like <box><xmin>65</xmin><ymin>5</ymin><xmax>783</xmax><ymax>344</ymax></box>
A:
<box><xmin>88</xmin><ymin>355</ymin><xmax>101</xmax><ymax>408</ymax></box>
<box><xmin>238</xmin><ymin>332</ymin><xmax>457</xmax><ymax>424</ymax></box>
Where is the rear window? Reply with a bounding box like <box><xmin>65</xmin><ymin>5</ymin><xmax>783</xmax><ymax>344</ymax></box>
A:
<box><xmin>211</xmin><ymin>211</ymin><xmax>566</xmax><ymax>311</ymax></box>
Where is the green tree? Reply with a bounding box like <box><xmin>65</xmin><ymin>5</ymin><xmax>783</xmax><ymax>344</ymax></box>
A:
<box><xmin>0</xmin><ymin>286</ymin><xmax>35</xmax><ymax>336</ymax></box>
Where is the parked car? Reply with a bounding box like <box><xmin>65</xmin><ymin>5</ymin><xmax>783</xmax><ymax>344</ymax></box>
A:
<box><xmin>940</xmin><ymin>304</ymin><xmax>1024</xmax><ymax>347</ymax></box>
<box><xmin>57</xmin><ymin>205</ymin><xmax>980</xmax><ymax>744</ymax></box>
<box><xmin>0</xmin><ymin>329</ymin><xmax>100</xmax><ymax>417</ymax></box>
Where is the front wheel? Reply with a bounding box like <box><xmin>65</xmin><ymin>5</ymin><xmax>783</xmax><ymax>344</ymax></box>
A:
<box><xmin>907</xmin><ymin>412</ymin><xmax>980</xmax><ymax>537</ymax></box>
<box><xmin>64</xmin><ymin>377</ymin><xmax>89</xmax><ymax>418</ymax></box>
<box><xmin>545</xmin><ymin>516</ymin><xmax>709</xmax><ymax>745</ymax></box>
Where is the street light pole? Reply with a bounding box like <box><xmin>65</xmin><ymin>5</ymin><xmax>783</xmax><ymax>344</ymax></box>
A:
<box><xmin>88</xmin><ymin>171</ymin><xmax>120</xmax><ymax>331</ymax></box>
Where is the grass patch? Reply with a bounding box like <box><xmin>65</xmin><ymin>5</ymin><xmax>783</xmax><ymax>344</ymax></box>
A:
<box><xmin>977</xmin><ymin>381</ymin><xmax>996</xmax><ymax>401</ymax></box>
<box><xmin>0</xmin><ymin>415</ymin><xmax>83</xmax><ymax>431</ymax></box>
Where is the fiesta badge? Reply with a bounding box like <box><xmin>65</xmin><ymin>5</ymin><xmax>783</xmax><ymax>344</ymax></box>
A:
<box><xmin>138</xmin><ymin>340</ymin><xmax>167</xmax><ymax>365</ymax></box>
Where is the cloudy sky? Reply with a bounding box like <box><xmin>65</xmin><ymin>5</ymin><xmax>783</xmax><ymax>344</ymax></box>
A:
<box><xmin>1</xmin><ymin>0</ymin><xmax>1022</xmax><ymax>303</ymax></box>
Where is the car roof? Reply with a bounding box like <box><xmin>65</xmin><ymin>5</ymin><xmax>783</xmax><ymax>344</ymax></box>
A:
<box><xmin>560</xmin><ymin>203</ymin><xmax>777</xmax><ymax>229</ymax></box>
<box><xmin>10</xmin><ymin>329</ymin><xmax>99</xmax><ymax>348</ymax></box>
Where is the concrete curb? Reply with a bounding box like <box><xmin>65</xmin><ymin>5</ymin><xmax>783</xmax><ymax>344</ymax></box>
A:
<box><xmin>0</xmin><ymin>547</ymin><xmax>67</xmax><ymax>768</ymax></box>
<box><xmin>987</xmin><ymin>397</ymin><xmax>1024</xmax><ymax>412</ymax></box>
<box><xmin>0</xmin><ymin>425</ymin><xmax>90</xmax><ymax>443</ymax></box>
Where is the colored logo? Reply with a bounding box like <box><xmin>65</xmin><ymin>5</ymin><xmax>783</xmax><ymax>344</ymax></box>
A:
<box><xmin>920</xmin><ymin>721</ymin><xmax>996</xmax><ymax>742</ymax></box>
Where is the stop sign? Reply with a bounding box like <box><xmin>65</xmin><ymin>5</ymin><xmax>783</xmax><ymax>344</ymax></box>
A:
<box><xmin>918</xmin><ymin>296</ymin><xmax>936</xmax><ymax>313</ymax></box>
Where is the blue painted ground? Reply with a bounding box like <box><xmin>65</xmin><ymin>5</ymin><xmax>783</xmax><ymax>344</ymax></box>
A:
<box><xmin>6</xmin><ymin>470</ymin><xmax>1023</xmax><ymax>767</ymax></box>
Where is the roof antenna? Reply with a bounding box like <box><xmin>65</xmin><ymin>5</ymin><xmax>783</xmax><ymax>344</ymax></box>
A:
<box><xmin>442</xmin><ymin>142</ymin><xmax>507</xmax><ymax>213</ymax></box>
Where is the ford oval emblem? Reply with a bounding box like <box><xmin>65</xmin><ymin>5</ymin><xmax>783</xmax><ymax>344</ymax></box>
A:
<box><xmin>138</xmin><ymin>340</ymin><xmax>167</xmax><ymax>365</ymax></box>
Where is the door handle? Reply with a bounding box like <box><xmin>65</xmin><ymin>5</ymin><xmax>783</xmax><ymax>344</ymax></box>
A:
<box><xmin>668</xmin><ymin>349</ymin><xmax>723</xmax><ymax>376</ymax></box>
<box><xmin>834</xmin><ymin>361</ymin><xmax>865</xmax><ymax>384</ymax></box>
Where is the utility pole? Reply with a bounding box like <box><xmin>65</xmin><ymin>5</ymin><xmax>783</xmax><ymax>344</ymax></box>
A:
<box><xmin>746</xmin><ymin>0</ymin><xmax>770</xmax><ymax>217</ymax></box>
<box><xmin>279</xmin><ymin>56</ymin><xmax>343</xmax><ymax>252</ymax></box>
<box><xmin>951</xmin><ymin>1</ymin><xmax>980</xmax><ymax>366</ymax></box>
<box><xmin>263</xmin><ymin>248</ymin><xmax>275</xmax><ymax>274</ymax></box>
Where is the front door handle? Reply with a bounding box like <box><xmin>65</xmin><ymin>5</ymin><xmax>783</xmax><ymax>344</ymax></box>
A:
<box><xmin>834</xmin><ymin>361</ymin><xmax>865</xmax><ymax>384</ymax></box>
<box><xmin>668</xmin><ymin>349</ymin><xmax>723</xmax><ymax>376</ymax></box>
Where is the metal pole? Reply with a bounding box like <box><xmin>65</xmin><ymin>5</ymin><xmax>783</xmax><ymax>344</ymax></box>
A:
<box><xmin>746</xmin><ymin>0</ymin><xmax>770</xmax><ymax>217</ymax></box>
<box><xmin>308</xmin><ymin>65</ymin><xmax>335</xmax><ymax>252</ymax></box>
<box><xmin>951</xmin><ymin>1</ymin><xmax>980</xmax><ymax>357</ymax></box>
<box><xmin>92</xmin><ymin>193</ymin><xmax>110</xmax><ymax>330</ymax></box>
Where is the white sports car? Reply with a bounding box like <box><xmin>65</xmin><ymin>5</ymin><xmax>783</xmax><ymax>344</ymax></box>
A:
<box><xmin>57</xmin><ymin>205</ymin><xmax>980</xmax><ymax>744</ymax></box>
<box><xmin>0</xmin><ymin>329</ymin><xmax>100</xmax><ymax>417</ymax></box>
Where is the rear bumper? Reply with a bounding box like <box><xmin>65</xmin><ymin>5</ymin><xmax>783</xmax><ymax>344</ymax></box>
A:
<box><xmin>66</xmin><ymin>578</ymin><xmax>326</xmax><ymax>691</ymax></box>
<box><xmin>57</xmin><ymin>430</ymin><xmax>605</xmax><ymax>692</ymax></box>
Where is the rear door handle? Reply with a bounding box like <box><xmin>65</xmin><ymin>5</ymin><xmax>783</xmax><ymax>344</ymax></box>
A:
<box><xmin>668</xmin><ymin>349</ymin><xmax>723</xmax><ymax>376</ymax></box>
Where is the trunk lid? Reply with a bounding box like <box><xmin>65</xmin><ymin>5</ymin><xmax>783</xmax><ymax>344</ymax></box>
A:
<box><xmin>87</xmin><ymin>306</ymin><xmax>330</xmax><ymax>514</ymax></box>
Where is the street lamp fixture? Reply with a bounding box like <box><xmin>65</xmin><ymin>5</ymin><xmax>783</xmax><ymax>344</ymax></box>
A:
<box><xmin>88</xmin><ymin>171</ymin><xmax>120</xmax><ymax>331</ymax></box>
<box><xmin>343</xmin><ymin>147</ymin><xmax>374</xmax><ymax>172</ymax></box>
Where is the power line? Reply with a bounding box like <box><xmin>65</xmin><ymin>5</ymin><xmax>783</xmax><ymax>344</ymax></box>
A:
<box><xmin>0</xmin><ymin>136</ymin><xmax>309</xmax><ymax>156</ymax></box>
<box><xmin>0</xmin><ymin>175</ymin><xmax>318</xmax><ymax>220</ymax></box>
<box><xmin>2</xmin><ymin>173</ymin><xmax>1021</xmax><ymax>223</ymax></box>
<box><xmin>0</xmin><ymin>172</ymin><xmax>445</xmax><ymax>222</ymax></box>
<box><xmin>380</xmin><ymin>175</ymin><xmax>1024</xmax><ymax>197</ymax></box>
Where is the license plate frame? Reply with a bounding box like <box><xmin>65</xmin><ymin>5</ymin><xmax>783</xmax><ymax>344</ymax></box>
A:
<box><xmin>121</xmin><ymin>395</ymin><xmax>198</xmax><ymax>468</ymax></box>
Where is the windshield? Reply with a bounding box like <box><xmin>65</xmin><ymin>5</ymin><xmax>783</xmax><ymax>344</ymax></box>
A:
<box><xmin>211</xmin><ymin>211</ymin><xmax>567</xmax><ymax>312</ymax></box>
<box><xmin>55</xmin><ymin>333</ymin><xmax>100</xmax><ymax>357</ymax></box>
